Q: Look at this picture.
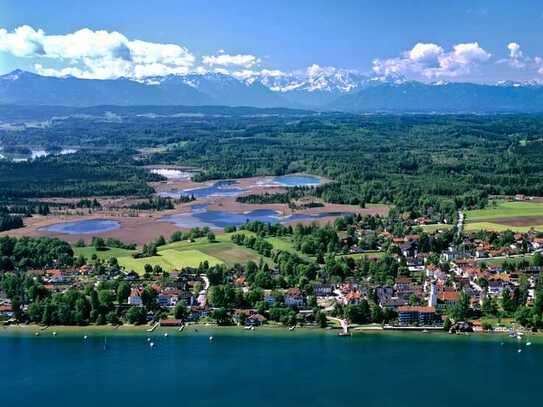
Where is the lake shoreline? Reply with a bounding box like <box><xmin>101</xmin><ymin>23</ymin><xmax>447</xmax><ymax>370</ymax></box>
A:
<box><xmin>2</xmin><ymin>322</ymin><xmax>541</xmax><ymax>340</ymax></box>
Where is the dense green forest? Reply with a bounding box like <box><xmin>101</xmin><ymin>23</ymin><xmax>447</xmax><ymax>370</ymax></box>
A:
<box><xmin>0</xmin><ymin>151</ymin><xmax>159</xmax><ymax>198</ymax></box>
<box><xmin>3</xmin><ymin>109</ymin><xmax>543</xmax><ymax>215</ymax></box>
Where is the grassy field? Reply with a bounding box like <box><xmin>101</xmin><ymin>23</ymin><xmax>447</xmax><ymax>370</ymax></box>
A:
<box><xmin>467</xmin><ymin>201</ymin><xmax>543</xmax><ymax>220</ymax></box>
<box><xmin>117</xmin><ymin>248</ymin><xmax>223</xmax><ymax>274</ymax></box>
<box><xmin>197</xmin><ymin>242</ymin><xmax>265</xmax><ymax>265</ymax></box>
<box><xmin>464</xmin><ymin>222</ymin><xmax>543</xmax><ymax>233</ymax></box>
<box><xmin>465</xmin><ymin>201</ymin><xmax>543</xmax><ymax>232</ymax></box>
<box><xmin>74</xmin><ymin>246</ymin><xmax>136</xmax><ymax>260</ymax></box>
<box><xmin>265</xmin><ymin>237</ymin><xmax>298</xmax><ymax>253</ymax></box>
<box><xmin>475</xmin><ymin>253</ymin><xmax>535</xmax><ymax>266</ymax></box>
<box><xmin>420</xmin><ymin>224</ymin><xmax>453</xmax><ymax>233</ymax></box>
<box><xmin>74</xmin><ymin>232</ymin><xmax>267</xmax><ymax>274</ymax></box>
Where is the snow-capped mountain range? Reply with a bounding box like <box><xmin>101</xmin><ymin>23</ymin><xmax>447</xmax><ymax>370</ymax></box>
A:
<box><xmin>2</xmin><ymin>69</ymin><xmax>543</xmax><ymax>112</ymax></box>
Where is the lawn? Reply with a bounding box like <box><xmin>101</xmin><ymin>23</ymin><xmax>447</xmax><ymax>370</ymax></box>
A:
<box><xmin>420</xmin><ymin>223</ymin><xmax>453</xmax><ymax>233</ymax></box>
<box><xmin>475</xmin><ymin>253</ymin><xmax>535</xmax><ymax>266</ymax></box>
<box><xmin>464</xmin><ymin>222</ymin><xmax>543</xmax><ymax>233</ymax></box>
<box><xmin>73</xmin><ymin>246</ymin><xmax>136</xmax><ymax>260</ymax></box>
<box><xmin>466</xmin><ymin>201</ymin><xmax>543</xmax><ymax>221</ymax></box>
<box><xmin>117</xmin><ymin>249</ymin><xmax>223</xmax><ymax>274</ymax></box>
<box><xmin>197</xmin><ymin>242</ymin><xmax>265</xmax><ymax>265</ymax></box>
<box><xmin>265</xmin><ymin>237</ymin><xmax>298</xmax><ymax>253</ymax></box>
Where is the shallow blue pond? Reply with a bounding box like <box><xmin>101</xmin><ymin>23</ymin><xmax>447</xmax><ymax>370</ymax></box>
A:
<box><xmin>160</xmin><ymin>208</ymin><xmax>350</xmax><ymax>229</ymax></box>
<box><xmin>159</xmin><ymin>179</ymin><xmax>246</xmax><ymax>199</ymax></box>
<box><xmin>273</xmin><ymin>175</ymin><xmax>321</xmax><ymax>187</ymax></box>
<box><xmin>38</xmin><ymin>219</ymin><xmax>121</xmax><ymax>235</ymax></box>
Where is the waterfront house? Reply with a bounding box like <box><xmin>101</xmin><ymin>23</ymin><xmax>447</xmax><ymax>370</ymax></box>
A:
<box><xmin>0</xmin><ymin>303</ymin><xmax>13</xmax><ymax>318</ymax></box>
<box><xmin>285</xmin><ymin>288</ymin><xmax>305</xmax><ymax>307</ymax></box>
<box><xmin>128</xmin><ymin>288</ymin><xmax>143</xmax><ymax>306</ymax></box>
<box><xmin>246</xmin><ymin>313</ymin><xmax>266</xmax><ymax>326</ymax></box>
<box><xmin>344</xmin><ymin>290</ymin><xmax>362</xmax><ymax>305</ymax></box>
<box><xmin>397</xmin><ymin>306</ymin><xmax>436</xmax><ymax>325</ymax></box>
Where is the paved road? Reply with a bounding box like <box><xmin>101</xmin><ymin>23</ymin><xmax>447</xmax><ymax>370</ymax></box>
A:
<box><xmin>456</xmin><ymin>210</ymin><xmax>464</xmax><ymax>237</ymax></box>
<box><xmin>197</xmin><ymin>274</ymin><xmax>210</xmax><ymax>306</ymax></box>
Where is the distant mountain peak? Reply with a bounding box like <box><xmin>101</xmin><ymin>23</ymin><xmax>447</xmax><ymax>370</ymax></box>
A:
<box><xmin>4</xmin><ymin>69</ymin><xmax>543</xmax><ymax>112</ymax></box>
<box><xmin>1</xmin><ymin>69</ymin><xmax>32</xmax><ymax>81</ymax></box>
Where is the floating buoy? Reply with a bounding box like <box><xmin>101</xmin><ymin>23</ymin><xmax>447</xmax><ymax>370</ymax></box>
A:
<box><xmin>147</xmin><ymin>337</ymin><xmax>151</xmax><ymax>342</ymax></box>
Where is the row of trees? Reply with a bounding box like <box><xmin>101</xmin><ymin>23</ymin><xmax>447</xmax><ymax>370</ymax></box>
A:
<box><xmin>0</xmin><ymin>215</ymin><xmax>23</xmax><ymax>232</ymax></box>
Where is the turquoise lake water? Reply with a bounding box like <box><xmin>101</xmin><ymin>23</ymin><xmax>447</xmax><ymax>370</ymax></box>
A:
<box><xmin>1</xmin><ymin>329</ymin><xmax>541</xmax><ymax>406</ymax></box>
<box><xmin>273</xmin><ymin>175</ymin><xmax>321</xmax><ymax>186</ymax></box>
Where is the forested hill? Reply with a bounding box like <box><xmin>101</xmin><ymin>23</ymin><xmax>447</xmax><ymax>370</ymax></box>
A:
<box><xmin>0</xmin><ymin>104</ymin><xmax>315</xmax><ymax>122</ymax></box>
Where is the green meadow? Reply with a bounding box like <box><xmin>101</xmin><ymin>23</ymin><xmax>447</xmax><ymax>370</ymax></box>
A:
<box><xmin>466</xmin><ymin>201</ymin><xmax>543</xmax><ymax>221</ymax></box>
<box><xmin>74</xmin><ymin>232</ymin><xmax>266</xmax><ymax>274</ymax></box>
<box><xmin>465</xmin><ymin>201</ymin><xmax>543</xmax><ymax>232</ymax></box>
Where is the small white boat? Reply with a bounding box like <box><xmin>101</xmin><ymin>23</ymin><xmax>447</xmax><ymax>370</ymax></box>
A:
<box><xmin>526</xmin><ymin>342</ymin><xmax>532</xmax><ymax>346</ymax></box>
<box><xmin>149</xmin><ymin>342</ymin><xmax>155</xmax><ymax>347</ymax></box>
<box><xmin>164</xmin><ymin>333</ymin><xmax>168</xmax><ymax>337</ymax></box>
<box><xmin>289</xmin><ymin>326</ymin><xmax>295</xmax><ymax>331</ymax></box>
<box><xmin>34</xmin><ymin>332</ymin><xmax>40</xmax><ymax>336</ymax></box>
<box><xmin>52</xmin><ymin>332</ymin><xmax>57</xmax><ymax>336</ymax></box>
<box><xmin>147</xmin><ymin>337</ymin><xmax>151</xmax><ymax>342</ymax></box>
<box><xmin>83</xmin><ymin>335</ymin><xmax>88</xmax><ymax>340</ymax></box>
<box><xmin>518</xmin><ymin>349</ymin><xmax>522</xmax><ymax>353</ymax></box>
<box><xmin>209</xmin><ymin>336</ymin><xmax>214</xmax><ymax>341</ymax></box>
<box><xmin>178</xmin><ymin>325</ymin><xmax>185</xmax><ymax>332</ymax></box>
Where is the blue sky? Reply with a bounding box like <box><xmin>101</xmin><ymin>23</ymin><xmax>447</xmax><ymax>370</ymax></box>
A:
<box><xmin>1</xmin><ymin>0</ymin><xmax>543</xmax><ymax>83</ymax></box>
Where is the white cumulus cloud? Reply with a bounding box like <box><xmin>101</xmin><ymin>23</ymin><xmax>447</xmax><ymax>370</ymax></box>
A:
<box><xmin>373</xmin><ymin>42</ymin><xmax>491</xmax><ymax>79</ymax></box>
<box><xmin>0</xmin><ymin>25</ymin><xmax>195</xmax><ymax>79</ymax></box>
<box><xmin>202</xmin><ymin>53</ymin><xmax>260</xmax><ymax>68</ymax></box>
<box><xmin>497</xmin><ymin>42</ymin><xmax>543</xmax><ymax>72</ymax></box>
